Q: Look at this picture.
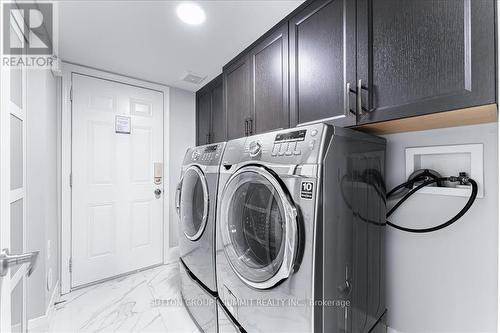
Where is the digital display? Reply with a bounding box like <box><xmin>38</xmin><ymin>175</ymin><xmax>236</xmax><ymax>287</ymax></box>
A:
<box><xmin>204</xmin><ymin>145</ymin><xmax>218</xmax><ymax>152</ymax></box>
<box><xmin>275</xmin><ymin>130</ymin><xmax>307</xmax><ymax>142</ymax></box>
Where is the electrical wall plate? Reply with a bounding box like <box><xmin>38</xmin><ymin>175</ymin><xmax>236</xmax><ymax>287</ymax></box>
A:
<box><xmin>405</xmin><ymin>144</ymin><xmax>484</xmax><ymax>198</ymax></box>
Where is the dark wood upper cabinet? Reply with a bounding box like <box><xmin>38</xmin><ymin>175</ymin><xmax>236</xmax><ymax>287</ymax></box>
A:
<box><xmin>289</xmin><ymin>0</ymin><xmax>357</xmax><ymax>127</ymax></box>
<box><xmin>196</xmin><ymin>90</ymin><xmax>211</xmax><ymax>145</ymax></box>
<box><xmin>356</xmin><ymin>0</ymin><xmax>496</xmax><ymax>124</ymax></box>
<box><xmin>250</xmin><ymin>23</ymin><xmax>289</xmax><ymax>134</ymax></box>
<box><xmin>195</xmin><ymin>74</ymin><xmax>224</xmax><ymax>145</ymax></box>
<box><xmin>200</xmin><ymin>0</ymin><xmax>496</xmax><ymax>141</ymax></box>
<box><xmin>211</xmin><ymin>80</ymin><xmax>225</xmax><ymax>143</ymax></box>
<box><xmin>224</xmin><ymin>55</ymin><xmax>251</xmax><ymax>140</ymax></box>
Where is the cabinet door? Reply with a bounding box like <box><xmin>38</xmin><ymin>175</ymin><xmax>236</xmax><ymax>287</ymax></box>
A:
<box><xmin>250</xmin><ymin>23</ymin><xmax>289</xmax><ymax>134</ymax></box>
<box><xmin>211</xmin><ymin>78</ymin><xmax>226</xmax><ymax>143</ymax></box>
<box><xmin>357</xmin><ymin>0</ymin><xmax>496</xmax><ymax>124</ymax></box>
<box><xmin>289</xmin><ymin>0</ymin><xmax>356</xmax><ymax>127</ymax></box>
<box><xmin>224</xmin><ymin>55</ymin><xmax>251</xmax><ymax>140</ymax></box>
<box><xmin>196</xmin><ymin>90</ymin><xmax>211</xmax><ymax>145</ymax></box>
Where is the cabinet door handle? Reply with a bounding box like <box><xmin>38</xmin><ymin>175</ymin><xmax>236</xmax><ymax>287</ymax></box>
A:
<box><xmin>345</xmin><ymin>82</ymin><xmax>357</xmax><ymax>117</ymax></box>
<box><xmin>345</xmin><ymin>82</ymin><xmax>350</xmax><ymax>117</ymax></box>
<box><xmin>357</xmin><ymin>79</ymin><xmax>375</xmax><ymax>116</ymax></box>
<box><xmin>357</xmin><ymin>79</ymin><xmax>363</xmax><ymax>116</ymax></box>
<box><xmin>244</xmin><ymin>119</ymin><xmax>248</xmax><ymax>136</ymax></box>
<box><xmin>206</xmin><ymin>133</ymin><xmax>210</xmax><ymax>144</ymax></box>
<box><xmin>248</xmin><ymin>118</ymin><xmax>253</xmax><ymax>135</ymax></box>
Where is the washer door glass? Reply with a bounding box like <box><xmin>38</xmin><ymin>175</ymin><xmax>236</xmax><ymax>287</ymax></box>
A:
<box><xmin>180</xmin><ymin>166</ymin><xmax>209</xmax><ymax>241</ymax></box>
<box><xmin>220</xmin><ymin>166</ymin><xmax>297</xmax><ymax>289</ymax></box>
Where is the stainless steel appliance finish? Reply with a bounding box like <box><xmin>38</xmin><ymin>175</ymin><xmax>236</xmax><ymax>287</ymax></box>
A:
<box><xmin>177</xmin><ymin>142</ymin><xmax>226</xmax><ymax>333</ymax></box>
<box><xmin>180</xmin><ymin>261</ymin><xmax>218</xmax><ymax>333</ymax></box>
<box><xmin>216</xmin><ymin>124</ymin><xmax>386</xmax><ymax>332</ymax></box>
<box><xmin>217</xmin><ymin>299</ymin><xmax>244</xmax><ymax>333</ymax></box>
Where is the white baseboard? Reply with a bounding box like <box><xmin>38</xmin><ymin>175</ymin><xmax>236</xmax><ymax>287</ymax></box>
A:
<box><xmin>164</xmin><ymin>246</ymin><xmax>179</xmax><ymax>264</ymax></box>
<box><xmin>28</xmin><ymin>281</ymin><xmax>60</xmax><ymax>332</ymax></box>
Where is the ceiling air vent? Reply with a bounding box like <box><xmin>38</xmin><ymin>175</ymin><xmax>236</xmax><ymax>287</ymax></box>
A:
<box><xmin>182</xmin><ymin>72</ymin><xmax>206</xmax><ymax>85</ymax></box>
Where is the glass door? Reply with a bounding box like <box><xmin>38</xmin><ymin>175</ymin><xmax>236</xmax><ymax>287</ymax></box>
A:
<box><xmin>1</xmin><ymin>33</ymin><xmax>28</xmax><ymax>332</ymax></box>
<box><xmin>179</xmin><ymin>166</ymin><xmax>209</xmax><ymax>241</ymax></box>
<box><xmin>219</xmin><ymin>166</ymin><xmax>299</xmax><ymax>289</ymax></box>
<box><xmin>1</xmin><ymin>10</ymin><xmax>38</xmax><ymax>332</ymax></box>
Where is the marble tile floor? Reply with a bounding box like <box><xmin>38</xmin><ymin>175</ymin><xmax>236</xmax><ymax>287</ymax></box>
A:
<box><xmin>44</xmin><ymin>262</ymin><xmax>200</xmax><ymax>333</ymax></box>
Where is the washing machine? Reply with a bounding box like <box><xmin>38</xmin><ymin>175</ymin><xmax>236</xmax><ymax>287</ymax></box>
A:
<box><xmin>176</xmin><ymin>142</ymin><xmax>225</xmax><ymax>333</ymax></box>
<box><xmin>216</xmin><ymin>124</ymin><xmax>387</xmax><ymax>333</ymax></box>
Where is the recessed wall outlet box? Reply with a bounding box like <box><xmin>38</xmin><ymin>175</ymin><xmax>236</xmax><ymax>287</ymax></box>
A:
<box><xmin>405</xmin><ymin>144</ymin><xmax>484</xmax><ymax>198</ymax></box>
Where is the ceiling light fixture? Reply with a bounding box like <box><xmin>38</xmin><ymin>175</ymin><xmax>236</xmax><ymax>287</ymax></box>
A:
<box><xmin>176</xmin><ymin>2</ymin><xmax>206</xmax><ymax>25</ymax></box>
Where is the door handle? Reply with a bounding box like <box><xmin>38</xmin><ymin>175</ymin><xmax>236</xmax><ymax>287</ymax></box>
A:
<box><xmin>154</xmin><ymin>188</ymin><xmax>162</xmax><ymax>197</ymax></box>
<box><xmin>345</xmin><ymin>82</ymin><xmax>356</xmax><ymax>117</ymax></box>
<box><xmin>175</xmin><ymin>182</ymin><xmax>182</xmax><ymax>216</ymax></box>
<box><xmin>248</xmin><ymin>118</ymin><xmax>253</xmax><ymax>135</ymax></box>
<box><xmin>357</xmin><ymin>79</ymin><xmax>363</xmax><ymax>116</ymax></box>
<box><xmin>356</xmin><ymin>79</ymin><xmax>375</xmax><ymax>116</ymax></box>
<box><xmin>0</xmin><ymin>248</ymin><xmax>39</xmax><ymax>277</ymax></box>
<box><xmin>244</xmin><ymin>119</ymin><xmax>249</xmax><ymax>136</ymax></box>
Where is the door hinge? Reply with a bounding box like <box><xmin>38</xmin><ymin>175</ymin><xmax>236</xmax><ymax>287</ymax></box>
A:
<box><xmin>69</xmin><ymin>173</ymin><xmax>72</xmax><ymax>187</ymax></box>
<box><xmin>69</xmin><ymin>86</ymin><xmax>73</xmax><ymax>102</ymax></box>
<box><xmin>69</xmin><ymin>258</ymin><xmax>72</xmax><ymax>273</ymax></box>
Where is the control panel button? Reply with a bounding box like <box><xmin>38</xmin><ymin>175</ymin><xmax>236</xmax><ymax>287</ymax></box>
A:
<box><xmin>311</xmin><ymin>129</ymin><xmax>318</xmax><ymax>137</ymax></box>
<box><xmin>271</xmin><ymin>144</ymin><xmax>279</xmax><ymax>156</ymax></box>
<box><xmin>279</xmin><ymin>142</ymin><xmax>288</xmax><ymax>156</ymax></box>
<box><xmin>308</xmin><ymin>140</ymin><xmax>316</xmax><ymax>150</ymax></box>
<box><xmin>286</xmin><ymin>142</ymin><xmax>296</xmax><ymax>156</ymax></box>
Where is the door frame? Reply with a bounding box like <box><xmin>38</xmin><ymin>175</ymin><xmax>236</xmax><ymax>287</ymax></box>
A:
<box><xmin>60</xmin><ymin>62</ymin><xmax>170</xmax><ymax>294</ymax></box>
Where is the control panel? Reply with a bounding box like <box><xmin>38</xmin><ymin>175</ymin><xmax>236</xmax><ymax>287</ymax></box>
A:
<box><xmin>191</xmin><ymin>144</ymin><xmax>223</xmax><ymax>163</ymax></box>
<box><xmin>224</xmin><ymin>124</ymin><xmax>325</xmax><ymax>166</ymax></box>
<box><xmin>271</xmin><ymin>129</ymin><xmax>316</xmax><ymax>157</ymax></box>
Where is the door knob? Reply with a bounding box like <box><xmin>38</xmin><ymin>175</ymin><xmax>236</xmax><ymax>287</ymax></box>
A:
<box><xmin>155</xmin><ymin>188</ymin><xmax>162</xmax><ymax>196</ymax></box>
<box><xmin>0</xmin><ymin>248</ymin><xmax>39</xmax><ymax>277</ymax></box>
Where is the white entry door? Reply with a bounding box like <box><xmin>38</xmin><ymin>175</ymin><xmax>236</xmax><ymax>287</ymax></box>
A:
<box><xmin>71</xmin><ymin>73</ymin><xmax>164</xmax><ymax>288</ymax></box>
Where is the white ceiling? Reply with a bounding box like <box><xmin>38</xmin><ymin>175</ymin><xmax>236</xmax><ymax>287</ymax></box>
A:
<box><xmin>58</xmin><ymin>1</ymin><xmax>304</xmax><ymax>91</ymax></box>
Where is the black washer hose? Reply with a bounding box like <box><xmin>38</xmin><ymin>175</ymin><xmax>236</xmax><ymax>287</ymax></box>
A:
<box><xmin>386</xmin><ymin>176</ymin><xmax>478</xmax><ymax>233</ymax></box>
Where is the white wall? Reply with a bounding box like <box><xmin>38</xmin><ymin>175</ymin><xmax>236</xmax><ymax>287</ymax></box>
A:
<box><xmin>168</xmin><ymin>87</ymin><xmax>196</xmax><ymax>247</ymax></box>
<box><xmin>382</xmin><ymin>123</ymin><xmax>498</xmax><ymax>332</ymax></box>
<box><xmin>26</xmin><ymin>68</ymin><xmax>59</xmax><ymax>319</ymax></box>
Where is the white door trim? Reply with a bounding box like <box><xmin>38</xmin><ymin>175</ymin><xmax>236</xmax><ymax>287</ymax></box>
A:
<box><xmin>60</xmin><ymin>62</ymin><xmax>171</xmax><ymax>294</ymax></box>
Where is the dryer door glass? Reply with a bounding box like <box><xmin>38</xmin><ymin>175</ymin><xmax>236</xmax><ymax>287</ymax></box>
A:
<box><xmin>220</xmin><ymin>166</ymin><xmax>298</xmax><ymax>289</ymax></box>
<box><xmin>180</xmin><ymin>166</ymin><xmax>209</xmax><ymax>241</ymax></box>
